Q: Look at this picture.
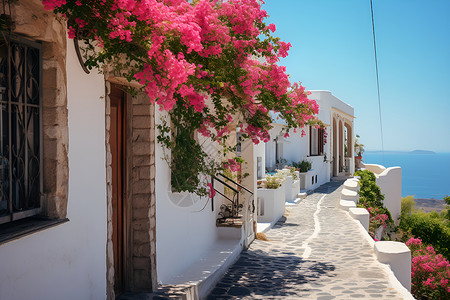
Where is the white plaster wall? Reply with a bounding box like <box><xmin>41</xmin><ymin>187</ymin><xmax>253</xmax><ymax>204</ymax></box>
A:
<box><xmin>310</xmin><ymin>91</ymin><xmax>354</xmax><ymax>120</ymax></box>
<box><xmin>0</xmin><ymin>39</ymin><xmax>107</xmax><ymax>300</ymax></box>
<box><xmin>265</xmin><ymin>125</ymin><xmax>283</xmax><ymax>171</ymax></box>
<box><xmin>257</xmin><ymin>184</ymin><xmax>285</xmax><ymax>224</ymax></box>
<box><xmin>364</xmin><ymin>163</ymin><xmax>387</xmax><ymax>175</ymax></box>
<box><xmin>254</xmin><ymin>141</ymin><xmax>266</xmax><ymax>179</ymax></box>
<box><xmin>155</xmin><ymin>109</ymin><xmax>224</xmax><ymax>284</ymax></box>
<box><xmin>282</xmin><ymin>130</ymin><xmax>309</xmax><ymax>164</ymax></box>
<box><xmin>310</xmin><ymin>91</ymin><xmax>355</xmax><ymax>176</ymax></box>
<box><xmin>376</xmin><ymin>167</ymin><xmax>402</xmax><ymax>222</ymax></box>
<box><xmin>362</xmin><ymin>164</ymin><xmax>402</xmax><ymax>222</ymax></box>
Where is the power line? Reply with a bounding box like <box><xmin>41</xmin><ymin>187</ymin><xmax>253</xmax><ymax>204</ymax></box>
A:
<box><xmin>370</xmin><ymin>0</ymin><xmax>385</xmax><ymax>160</ymax></box>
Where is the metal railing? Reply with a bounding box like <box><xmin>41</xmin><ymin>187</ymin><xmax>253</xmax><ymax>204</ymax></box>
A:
<box><xmin>211</xmin><ymin>173</ymin><xmax>253</xmax><ymax>224</ymax></box>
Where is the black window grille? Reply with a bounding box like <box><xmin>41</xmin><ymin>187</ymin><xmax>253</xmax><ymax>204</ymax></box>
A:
<box><xmin>0</xmin><ymin>35</ymin><xmax>43</xmax><ymax>225</ymax></box>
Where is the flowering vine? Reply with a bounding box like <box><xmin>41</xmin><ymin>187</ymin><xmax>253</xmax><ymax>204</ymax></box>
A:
<box><xmin>406</xmin><ymin>237</ymin><xmax>450</xmax><ymax>299</ymax></box>
<box><xmin>43</xmin><ymin>0</ymin><xmax>322</xmax><ymax>196</ymax></box>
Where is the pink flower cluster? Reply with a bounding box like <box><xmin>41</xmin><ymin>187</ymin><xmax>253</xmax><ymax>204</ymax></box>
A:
<box><xmin>206</xmin><ymin>182</ymin><xmax>216</xmax><ymax>199</ymax></box>
<box><xmin>43</xmin><ymin>0</ymin><xmax>322</xmax><ymax>148</ymax></box>
<box><xmin>223</xmin><ymin>158</ymin><xmax>241</xmax><ymax>173</ymax></box>
<box><xmin>406</xmin><ymin>237</ymin><xmax>450</xmax><ymax>298</ymax></box>
<box><xmin>367</xmin><ymin>207</ymin><xmax>389</xmax><ymax>228</ymax></box>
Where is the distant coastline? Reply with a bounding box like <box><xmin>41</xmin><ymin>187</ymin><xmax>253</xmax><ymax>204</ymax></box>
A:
<box><xmin>414</xmin><ymin>198</ymin><xmax>446</xmax><ymax>213</ymax></box>
<box><xmin>366</xmin><ymin>149</ymin><xmax>436</xmax><ymax>154</ymax></box>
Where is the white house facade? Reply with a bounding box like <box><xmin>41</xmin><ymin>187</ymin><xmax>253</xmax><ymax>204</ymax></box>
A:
<box><xmin>264</xmin><ymin>90</ymin><xmax>355</xmax><ymax>191</ymax></box>
<box><xmin>0</xmin><ymin>1</ymin><xmax>258</xmax><ymax>300</ymax></box>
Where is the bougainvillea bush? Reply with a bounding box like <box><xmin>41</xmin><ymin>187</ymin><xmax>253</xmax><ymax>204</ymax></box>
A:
<box><xmin>43</xmin><ymin>0</ymin><xmax>322</xmax><ymax>196</ymax></box>
<box><xmin>406</xmin><ymin>237</ymin><xmax>450</xmax><ymax>299</ymax></box>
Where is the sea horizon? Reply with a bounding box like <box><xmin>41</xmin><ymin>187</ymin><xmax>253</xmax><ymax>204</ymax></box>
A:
<box><xmin>363</xmin><ymin>150</ymin><xmax>450</xmax><ymax>200</ymax></box>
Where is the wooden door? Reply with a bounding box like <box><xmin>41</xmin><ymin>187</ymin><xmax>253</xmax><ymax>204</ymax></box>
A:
<box><xmin>110</xmin><ymin>85</ymin><xmax>126</xmax><ymax>295</ymax></box>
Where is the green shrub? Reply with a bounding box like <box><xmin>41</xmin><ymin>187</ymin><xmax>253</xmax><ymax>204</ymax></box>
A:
<box><xmin>355</xmin><ymin>169</ymin><xmax>395</xmax><ymax>239</ymax></box>
<box><xmin>354</xmin><ymin>169</ymin><xmax>376</xmax><ymax>182</ymax></box>
<box><xmin>355</xmin><ymin>170</ymin><xmax>386</xmax><ymax>215</ymax></box>
<box><xmin>293</xmin><ymin>160</ymin><xmax>311</xmax><ymax>172</ymax></box>
<box><xmin>400</xmin><ymin>211</ymin><xmax>450</xmax><ymax>259</ymax></box>
<box><xmin>401</xmin><ymin>195</ymin><xmax>416</xmax><ymax>218</ymax></box>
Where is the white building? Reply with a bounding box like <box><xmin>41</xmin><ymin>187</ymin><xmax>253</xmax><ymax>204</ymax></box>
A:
<box><xmin>0</xmin><ymin>1</ymin><xmax>256</xmax><ymax>299</ymax></box>
<box><xmin>265</xmin><ymin>91</ymin><xmax>355</xmax><ymax>190</ymax></box>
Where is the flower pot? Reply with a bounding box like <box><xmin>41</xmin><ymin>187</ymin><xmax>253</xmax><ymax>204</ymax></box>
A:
<box><xmin>257</xmin><ymin>183</ymin><xmax>286</xmax><ymax>225</ymax></box>
<box><xmin>355</xmin><ymin>156</ymin><xmax>362</xmax><ymax>169</ymax></box>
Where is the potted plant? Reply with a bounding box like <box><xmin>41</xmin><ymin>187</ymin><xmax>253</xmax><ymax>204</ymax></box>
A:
<box><xmin>293</xmin><ymin>160</ymin><xmax>312</xmax><ymax>173</ymax></box>
<box><xmin>257</xmin><ymin>175</ymin><xmax>286</xmax><ymax>225</ymax></box>
<box><xmin>354</xmin><ymin>134</ymin><xmax>365</xmax><ymax>169</ymax></box>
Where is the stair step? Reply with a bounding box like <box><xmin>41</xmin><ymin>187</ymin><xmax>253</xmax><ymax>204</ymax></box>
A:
<box><xmin>340</xmin><ymin>200</ymin><xmax>356</xmax><ymax>211</ymax></box>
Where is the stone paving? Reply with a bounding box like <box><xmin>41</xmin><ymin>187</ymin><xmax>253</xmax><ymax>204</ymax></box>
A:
<box><xmin>206</xmin><ymin>180</ymin><xmax>407</xmax><ymax>299</ymax></box>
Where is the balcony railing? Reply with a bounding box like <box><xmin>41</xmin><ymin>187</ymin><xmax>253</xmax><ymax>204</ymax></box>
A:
<box><xmin>212</xmin><ymin>173</ymin><xmax>253</xmax><ymax>225</ymax></box>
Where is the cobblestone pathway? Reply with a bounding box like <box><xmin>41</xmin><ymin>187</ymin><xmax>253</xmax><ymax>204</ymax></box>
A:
<box><xmin>207</xmin><ymin>180</ymin><xmax>407</xmax><ymax>299</ymax></box>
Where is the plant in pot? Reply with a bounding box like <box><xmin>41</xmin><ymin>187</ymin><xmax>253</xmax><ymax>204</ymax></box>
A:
<box><xmin>262</xmin><ymin>175</ymin><xmax>283</xmax><ymax>189</ymax></box>
<box><xmin>293</xmin><ymin>160</ymin><xmax>312</xmax><ymax>173</ymax></box>
<box><xmin>354</xmin><ymin>134</ymin><xmax>365</xmax><ymax>169</ymax></box>
<box><xmin>289</xmin><ymin>167</ymin><xmax>299</xmax><ymax>180</ymax></box>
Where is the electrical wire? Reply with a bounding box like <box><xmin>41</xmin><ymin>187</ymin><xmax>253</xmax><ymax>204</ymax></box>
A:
<box><xmin>370</xmin><ymin>0</ymin><xmax>385</xmax><ymax>163</ymax></box>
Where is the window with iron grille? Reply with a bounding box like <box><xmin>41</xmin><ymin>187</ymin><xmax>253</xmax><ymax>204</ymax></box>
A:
<box><xmin>0</xmin><ymin>35</ymin><xmax>43</xmax><ymax>225</ymax></box>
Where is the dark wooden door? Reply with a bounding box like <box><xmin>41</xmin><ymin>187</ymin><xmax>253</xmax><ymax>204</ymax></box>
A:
<box><xmin>110</xmin><ymin>85</ymin><xmax>126</xmax><ymax>295</ymax></box>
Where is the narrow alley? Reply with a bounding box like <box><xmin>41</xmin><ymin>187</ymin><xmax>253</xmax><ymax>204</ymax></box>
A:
<box><xmin>206</xmin><ymin>181</ymin><xmax>410</xmax><ymax>299</ymax></box>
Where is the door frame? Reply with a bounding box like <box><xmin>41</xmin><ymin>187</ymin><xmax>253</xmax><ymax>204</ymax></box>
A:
<box><xmin>109</xmin><ymin>84</ymin><xmax>130</xmax><ymax>295</ymax></box>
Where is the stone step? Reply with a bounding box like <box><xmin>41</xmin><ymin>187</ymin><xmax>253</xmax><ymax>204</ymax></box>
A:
<box><xmin>349</xmin><ymin>207</ymin><xmax>369</xmax><ymax>231</ymax></box>
<box><xmin>341</xmin><ymin>188</ymin><xmax>358</xmax><ymax>202</ymax></box>
<box><xmin>343</xmin><ymin>179</ymin><xmax>359</xmax><ymax>191</ymax></box>
<box><xmin>339</xmin><ymin>199</ymin><xmax>356</xmax><ymax>211</ymax></box>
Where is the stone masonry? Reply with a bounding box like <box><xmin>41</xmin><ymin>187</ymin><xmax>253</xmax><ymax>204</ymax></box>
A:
<box><xmin>12</xmin><ymin>0</ymin><xmax>69</xmax><ymax>219</ymax></box>
<box><xmin>105</xmin><ymin>82</ymin><xmax>157</xmax><ymax>299</ymax></box>
<box><xmin>129</xmin><ymin>92</ymin><xmax>157</xmax><ymax>292</ymax></box>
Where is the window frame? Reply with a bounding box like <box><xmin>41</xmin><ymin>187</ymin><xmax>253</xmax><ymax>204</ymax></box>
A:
<box><xmin>309</xmin><ymin>126</ymin><xmax>324</xmax><ymax>157</ymax></box>
<box><xmin>0</xmin><ymin>34</ymin><xmax>43</xmax><ymax>225</ymax></box>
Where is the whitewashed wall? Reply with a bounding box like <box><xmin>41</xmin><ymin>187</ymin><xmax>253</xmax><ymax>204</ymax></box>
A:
<box><xmin>0</xmin><ymin>39</ymin><xmax>107</xmax><ymax>300</ymax></box>
<box><xmin>155</xmin><ymin>109</ymin><xmax>230</xmax><ymax>283</ymax></box>
<box><xmin>364</xmin><ymin>164</ymin><xmax>402</xmax><ymax>222</ymax></box>
<box><xmin>254</xmin><ymin>140</ymin><xmax>266</xmax><ymax>179</ymax></box>
<box><xmin>310</xmin><ymin>91</ymin><xmax>355</xmax><ymax>176</ymax></box>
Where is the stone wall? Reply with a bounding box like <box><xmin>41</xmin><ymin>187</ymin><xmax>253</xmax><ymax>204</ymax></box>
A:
<box><xmin>129</xmin><ymin>93</ymin><xmax>157</xmax><ymax>292</ymax></box>
<box><xmin>105</xmin><ymin>82</ymin><xmax>115</xmax><ymax>300</ymax></box>
<box><xmin>11</xmin><ymin>0</ymin><xmax>69</xmax><ymax>218</ymax></box>
<box><xmin>105</xmin><ymin>82</ymin><xmax>157</xmax><ymax>299</ymax></box>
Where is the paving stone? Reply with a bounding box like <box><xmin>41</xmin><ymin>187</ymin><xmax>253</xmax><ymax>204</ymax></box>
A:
<box><xmin>207</xmin><ymin>180</ymin><xmax>409</xmax><ymax>299</ymax></box>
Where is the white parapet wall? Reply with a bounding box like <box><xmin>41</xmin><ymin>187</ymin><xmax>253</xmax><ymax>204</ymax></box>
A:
<box><xmin>364</xmin><ymin>164</ymin><xmax>402</xmax><ymax>222</ymax></box>
<box><xmin>374</xmin><ymin>241</ymin><xmax>411</xmax><ymax>291</ymax></box>
<box><xmin>257</xmin><ymin>184</ymin><xmax>286</xmax><ymax>226</ymax></box>
<box><xmin>364</xmin><ymin>163</ymin><xmax>387</xmax><ymax>175</ymax></box>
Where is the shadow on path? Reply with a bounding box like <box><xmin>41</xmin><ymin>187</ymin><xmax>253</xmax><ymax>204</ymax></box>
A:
<box><xmin>207</xmin><ymin>249</ymin><xmax>336</xmax><ymax>299</ymax></box>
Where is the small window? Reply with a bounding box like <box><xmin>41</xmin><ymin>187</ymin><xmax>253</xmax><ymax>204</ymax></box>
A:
<box><xmin>0</xmin><ymin>36</ymin><xmax>42</xmax><ymax>225</ymax></box>
<box><xmin>309</xmin><ymin>126</ymin><xmax>324</xmax><ymax>156</ymax></box>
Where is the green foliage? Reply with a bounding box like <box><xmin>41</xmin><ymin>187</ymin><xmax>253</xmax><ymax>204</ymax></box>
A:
<box><xmin>354</xmin><ymin>170</ymin><xmax>387</xmax><ymax>215</ymax></box>
<box><xmin>289</xmin><ymin>167</ymin><xmax>299</xmax><ymax>180</ymax></box>
<box><xmin>400</xmin><ymin>211</ymin><xmax>450</xmax><ymax>259</ymax></box>
<box><xmin>293</xmin><ymin>160</ymin><xmax>312</xmax><ymax>173</ymax></box>
<box><xmin>401</xmin><ymin>195</ymin><xmax>416</xmax><ymax>218</ymax></box>
<box><xmin>354</xmin><ymin>169</ymin><xmax>395</xmax><ymax>240</ymax></box>
<box><xmin>444</xmin><ymin>195</ymin><xmax>450</xmax><ymax>220</ymax></box>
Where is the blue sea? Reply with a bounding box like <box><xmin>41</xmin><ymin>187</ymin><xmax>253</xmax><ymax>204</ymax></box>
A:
<box><xmin>363</xmin><ymin>151</ymin><xmax>450</xmax><ymax>200</ymax></box>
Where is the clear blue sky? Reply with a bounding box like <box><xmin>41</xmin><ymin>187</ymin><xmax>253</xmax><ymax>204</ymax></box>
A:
<box><xmin>263</xmin><ymin>0</ymin><xmax>450</xmax><ymax>152</ymax></box>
